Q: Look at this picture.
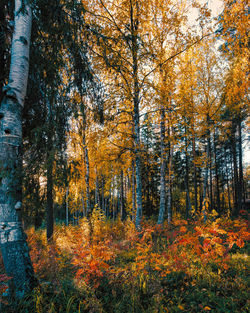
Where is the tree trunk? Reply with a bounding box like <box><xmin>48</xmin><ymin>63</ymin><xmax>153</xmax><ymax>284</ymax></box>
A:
<box><xmin>231</xmin><ymin>124</ymin><xmax>239</xmax><ymax>215</ymax></box>
<box><xmin>101</xmin><ymin>175</ymin><xmax>105</xmax><ymax>213</ymax></box>
<box><xmin>167</xmin><ymin>144</ymin><xmax>173</xmax><ymax>224</ymax></box>
<box><xmin>46</xmin><ymin>106</ymin><xmax>54</xmax><ymax>240</ymax></box>
<box><xmin>192</xmin><ymin>134</ymin><xmax>198</xmax><ymax>213</ymax></box>
<box><xmin>213</xmin><ymin>130</ymin><xmax>221</xmax><ymax>213</ymax></box>
<box><xmin>202</xmin><ymin>135</ymin><xmax>210</xmax><ymax>222</ymax></box>
<box><xmin>83</xmin><ymin>132</ymin><xmax>90</xmax><ymax>216</ymax></box>
<box><xmin>131</xmin><ymin>159</ymin><xmax>136</xmax><ymax>220</ymax></box>
<box><xmin>225</xmin><ymin>159</ymin><xmax>232</xmax><ymax>211</ymax></box>
<box><xmin>66</xmin><ymin>188</ymin><xmax>69</xmax><ymax>225</ymax></box>
<box><xmin>167</xmin><ymin>126</ymin><xmax>173</xmax><ymax>224</ymax></box>
<box><xmin>82</xmin><ymin>194</ymin><xmax>85</xmax><ymax>217</ymax></box>
<box><xmin>157</xmin><ymin>106</ymin><xmax>166</xmax><ymax>224</ymax></box>
<box><xmin>95</xmin><ymin>169</ymin><xmax>100</xmax><ymax>207</ymax></box>
<box><xmin>0</xmin><ymin>3</ymin><xmax>6</xmax><ymax>103</ymax></box>
<box><xmin>184</xmin><ymin>127</ymin><xmax>192</xmax><ymax>219</ymax></box>
<box><xmin>120</xmin><ymin>170</ymin><xmax>124</xmax><ymax>220</ymax></box>
<box><xmin>238</xmin><ymin>120</ymin><xmax>243</xmax><ymax>212</ymax></box>
<box><xmin>0</xmin><ymin>0</ymin><xmax>36</xmax><ymax>298</ymax></box>
<box><xmin>134</xmin><ymin>112</ymin><xmax>143</xmax><ymax>228</ymax></box>
<box><xmin>208</xmin><ymin>134</ymin><xmax>213</xmax><ymax>212</ymax></box>
<box><xmin>130</xmin><ymin>3</ymin><xmax>143</xmax><ymax>229</ymax></box>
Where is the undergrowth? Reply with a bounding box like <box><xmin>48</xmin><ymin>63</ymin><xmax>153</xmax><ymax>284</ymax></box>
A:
<box><xmin>0</xmin><ymin>209</ymin><xmax>249</xmax><ymax>312</ymax></box>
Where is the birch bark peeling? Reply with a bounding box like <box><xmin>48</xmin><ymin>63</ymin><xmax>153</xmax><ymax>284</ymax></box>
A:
<box><xmin>0</xmin><ymin>0</ymin><xmax>36</xmax><ymax>298</ymax></box>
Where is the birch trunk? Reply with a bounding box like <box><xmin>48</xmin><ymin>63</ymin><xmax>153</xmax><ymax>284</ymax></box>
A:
<box><xmin>130</xmin><ymin>1</ymin><xmax>142</xmax><ymax>229</ymax></box>
<box><xmin>0</xmin><ymin>0</ymin><xmax>36</xmax><ymax>297</ymax></box>
<box><xmin>120</xmin><ymin>170</ymin><xmax>124</xmax><ymax>220</ymax></box>
<box><xmin>202</xmin><ymin>136</ymin><xmax>210</xmax><ymax>222</ymax></box>
<box><xmin>131</xmin><ymin>160</ymin><xmax>136</xmax><ymax>220</ymax></box>
<box><xmin>209</xmin><ymin>134</ymin><xmax>213</xmax><ymax>211</ymax></box>
<box><xmin>167</xmin><ymin>142</ymin><xmax>173</xmax><ymax>224</ymax></box>
<box><xmin>95</xmin><ymin>169</ymin><xmax>99</xmax><ymax>207</ymax></box>
<box><xmin>225</xmin><ymin>158</ymin><xmax>232</xmax><ymax>210</ymax></box>
<box><xmin>157</xmin><ymin>106</ymin><xmax>166</xmax><ymax>224</ymax></box>
<box><xmin>213</xmin><ymin>130</ymin><xmax>221</xmax><ymax>213</ymax></box>
<box><xmin>83</xmin><ymin>131</ymin><xmax>90</xmax><ymax>216</ymax></box>
<box><xmin>185</xmin><ymin>127</ymin><xmax>192</xmax><ymax>219</ymax></box>
<box><xmin>231</xmin><ymin>124</ymin><xmax>239</xmax><ymax>215</ymax></box>
<box><xmin>238</xmin><ymin>120</ymin><xmax>243</xmax><ymax>212</ymax></box>
<box><xmin>192</xmin><ymin>134</ymin><xmax>198</xmax><ymax>213</ymax></box>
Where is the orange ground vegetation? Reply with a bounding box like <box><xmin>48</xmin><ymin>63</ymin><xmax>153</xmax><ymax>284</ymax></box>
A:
<box><xmin>22</xmin><ymin>210</ymin><xmax>249</xmax><ymax>291</ymax></box>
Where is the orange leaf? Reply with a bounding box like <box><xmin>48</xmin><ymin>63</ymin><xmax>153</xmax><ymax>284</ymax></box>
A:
<box><xmin>236</xmin><ymin>238</ymin><xmax>244</xmax><ymax>248</ymax></box>
<box><xmin>204</xmin><ymin>306</ymin><xmax>211</xmax><ymax>311</ymax></box>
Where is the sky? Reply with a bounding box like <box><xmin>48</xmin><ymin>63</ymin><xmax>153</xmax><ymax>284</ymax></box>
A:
<box><xmin>188</xmin><ymin>0</ymin><xmax>224</xmax><ymax>24</ymax></box>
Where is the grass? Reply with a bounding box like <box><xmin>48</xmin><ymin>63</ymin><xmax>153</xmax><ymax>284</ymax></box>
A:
<box><xmin>0</xmin><ymin>212</ymin><xmax>249</xmax><ymax>312</ymax></box>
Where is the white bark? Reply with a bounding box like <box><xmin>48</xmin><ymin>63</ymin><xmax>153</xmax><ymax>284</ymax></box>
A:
<box><xmin>6</xmin><ymin>0</ymin><xmax>32</xmax><ymax>107</ymax></box>
<box><xmin>157</xmin><ymin>106</ymin><xmax>166</xmax><ymax>225</ymax></box>
<box><xmin>0</xmin><ymin>0</ymin><xmax>35</xmax><ymax>298</ymax></box>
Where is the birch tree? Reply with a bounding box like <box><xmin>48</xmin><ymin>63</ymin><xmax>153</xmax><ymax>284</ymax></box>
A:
<box><xmin>0</xmin><ymin>0</ymin><xmax>36</xmax><ymax>297</ymax></box>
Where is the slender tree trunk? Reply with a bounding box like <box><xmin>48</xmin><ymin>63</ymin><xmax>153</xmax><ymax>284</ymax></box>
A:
<box><xmin>134</xmin><ymin>133</ymin><xmax>142</xmax><ymax>228</ymax></box>
<box><xmin>83</xmin><ymin>131</ymin><xmax>90</xmax><ymax>216</ymax></box>
<box><xmin>192</xmin><ymin>134</ymin><xmax>198</xmax><ymax>213</ymax></box>
<box><xmin>124</xmin><ymin>174</ymin><xmax>127</xmax><ymax>203</ymax></box>
<box><xmin>184</xmin><ymin>126</ymin><xmax>192</xmax><ymax>219</ymax></box>
<box><xmin>202</xmin><ymin>135</ymin><xmax>210</xmax><ymax>222</ymax></box>
<box><xmin>112</xmin><ymin>176</ymin><xmax>115</xmax><ymax>221</ymax></box>
<box><xmin>46</xmin><ymin>105</ymin><xmax>54</xmax><ymax>241</ymax></box>
<box><xmin>167</xmin><ymin>144</ymin><xmax>173</xmax><ymax>224</ymax></box>
<box><xmin>131</xmin><ymin>159</ymin><xmax>136</xmax><ymax>220</ymax></box>
<box><xmin>0</xmin><ymin>0</ymin><xmax>36</xmax><ymax>297</ymax></box>
<box><xmin>81</xmin><ymin>194</ymin><xmax>84</xmax><ymax>218</ymax></box>
<box><xmin>101</xmin><ymin>175</ymin><xmax>105</xmax><ymax>212</ymax></box>
<box><xmin>231</xmin><ymin>124</ymin><xmax>239</xmax><ymax>215</ymax></box>
<box><xmin>130</xmin><ymin>1</ymin><xmax>142</xmax><ymax>229</ymax></box>
<box><xmin>158</xmin><ymin>106</ymin><xmax>166</xmax><ymax>224</ymax></box>
<box><xmin>208</xmin><ymin>134</ymin><xmax>213</xmax><ymax>212</ymax></box>
<box><xmin>238</xmin><ymin>120</ymin><xmax>243</xmax><ymax>211</ymax></box>
<box><xmin>228</xmin><ymin>156</ymin><xmax>234</xmax><ymax>205</ymax></box>
<box><xmin>167</xmin><ymin>126</ymin><xmax>173</xmax><ymax>224</ymax></box>
<box><xmin>108</xmin><ymin>182</ymin><xmax>112</xmax><ymax>218</ymax></box>
<box><xmin>0</xmin><ymin>4</ymin><xmax>6</xmax><ymax>103</ymax></box>
<box><xmin>145</xmin><ymin>157</ymin><xmax>151</xmax><ymax>216</ymax></box>
<box><xmin>66</xmin><ymin>188</ymin><xmax>69</xmax><ymax>225</ymax></box>
<box><xmin>213</xmin><ymin>130</ymin><xmax>220</xmax><ymax>213</ymax></box>
<box><xmin>199</xmin><ymin>174</ymin><xmax>203</xmax><ymax>213</ymax></box>
<box><xmin>95</xmin><ymin>169</ymin><xmax>100</xmax><ymax>207</ymax></box>
<box><xmin>225</xmin><ymin>160</ymin><xmax>232</xmax><ymax>211</ymax></box>
<box><xmin>120</xmin><ymin>170</ymin><xmax>124</xmax><ymax>220</ymax></box>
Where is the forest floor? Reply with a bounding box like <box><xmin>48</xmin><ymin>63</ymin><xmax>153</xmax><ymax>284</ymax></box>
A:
<box><xmin>1</xmin><ymin>209</ymin><xmax>249</xmax><ymax>312</ymax></box>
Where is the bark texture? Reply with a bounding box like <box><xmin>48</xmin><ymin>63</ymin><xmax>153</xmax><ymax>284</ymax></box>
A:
<box><xmin>157</xmin><ymin>106</ymin><xmax>166</xmax><ymax>224</ymax></box>
<box><xmin>0</xmin><ymin>0</ymin><xmax>36</xmax><ymax>297</ymax></box>
<box><xmin>130</xmin><ymin>2</ymin><xmax>143</xmax><ymax>229</ymax></box>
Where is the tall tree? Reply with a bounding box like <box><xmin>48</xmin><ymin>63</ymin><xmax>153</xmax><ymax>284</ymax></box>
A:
<box><xmin>0</xmin><ymin>0</ymin><xmax>36</xmax><ymax>297</ymax></box>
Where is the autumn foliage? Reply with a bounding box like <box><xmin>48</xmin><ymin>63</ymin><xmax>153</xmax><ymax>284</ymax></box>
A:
<box><xmin>1</xmin><ymin>209</ymin><xmax>248</xmax><ymax>312</ymax></box>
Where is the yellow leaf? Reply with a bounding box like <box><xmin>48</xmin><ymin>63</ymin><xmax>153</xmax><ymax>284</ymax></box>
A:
<box><xmin>178</xmin><ymin>304</ymin><xmax>184</xmax><ymax>310</ymax></box>
<box><xmin>204</xmin><ymin>306</ymin><xmax>211</xmax><ymax>311</ymax></box>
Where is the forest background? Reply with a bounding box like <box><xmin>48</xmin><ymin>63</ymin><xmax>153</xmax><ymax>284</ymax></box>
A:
<box><xmin>0</xmin><ymin>0</ymin><xmax>249</xmax><ymax>312</ymax></box>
